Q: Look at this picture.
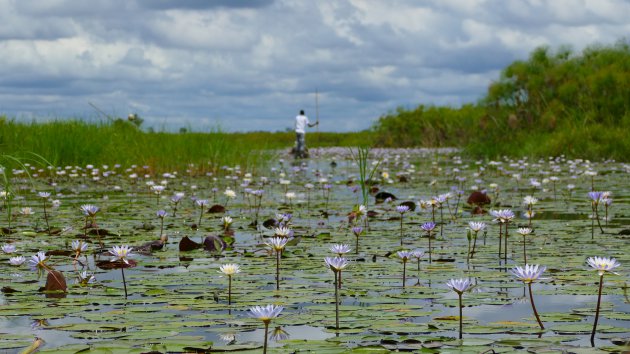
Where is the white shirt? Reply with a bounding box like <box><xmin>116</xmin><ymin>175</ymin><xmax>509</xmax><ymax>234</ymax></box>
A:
<box><xmin>295</xmin><ymin>114</ymin><xmax>309</xmax><ymax>133</ymax></box>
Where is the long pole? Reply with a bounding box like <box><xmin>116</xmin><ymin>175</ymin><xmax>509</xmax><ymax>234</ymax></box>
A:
<box><xmin>315</xmin><ymin>89</ymin><xmax>319</xmax><ymax>156</ymax></box>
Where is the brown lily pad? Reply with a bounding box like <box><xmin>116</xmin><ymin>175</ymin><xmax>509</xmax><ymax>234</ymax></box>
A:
<box><xmin>44</xmin><ymin>270</ymin><xmax>67</xmax><ymax>292</ymax></box>
<box><xmin>207</xmin><ymin>204</ymin><xmax>225</xmax><ymax>213</ymax></box>
<box><xmin>96</xmin><ymin>259</ymin><xmax>138</xmax><ymax>270</ymax></box>
<box><xmin>467</xmin><ymin>191</ymin><xmax>491</xmax><ymax>205</ymax></box>
<box><xmin>179</xmin><ymin>235</ymin><xmax>202</xmax><ymax>251</ymax></box>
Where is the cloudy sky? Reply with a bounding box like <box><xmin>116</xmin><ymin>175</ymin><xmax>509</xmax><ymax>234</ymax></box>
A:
<box><xmin>1</xmin><ymin>0</ymin><xmax>628</xmax><ymax>132</ymax></box>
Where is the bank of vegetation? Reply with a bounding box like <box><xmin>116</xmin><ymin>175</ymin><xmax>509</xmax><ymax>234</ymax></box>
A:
<box><xmin>372</xmin><ymin>40</ymin><xmax>630</xmax><ymax>160</ymax></box>
<box><xmin>0</xmin><ymin>118</ymin><xmax>370</xmax><ymax>172</ymax></box>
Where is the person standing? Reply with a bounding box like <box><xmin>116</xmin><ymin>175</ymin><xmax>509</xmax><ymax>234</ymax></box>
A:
<box><xmin>294</xmin><ymin>110</ymin><xmax>318</xmax><ymax>158</ymax></box>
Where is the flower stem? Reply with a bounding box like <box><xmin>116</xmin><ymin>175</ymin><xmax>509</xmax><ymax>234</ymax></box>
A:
<box><xmin>276</xmin><ymin>251</ymin><xmax>280</xmax><ymax>291</ymax></box>
<box><xmin>504</xmin><ymin>222</ymin><xmax>509</xmax><ymax>262</ymax></box>
<box><xmin>458</xmin><ymin>293</ymin><xmax>463</xmax><ymax>339</ymax></box>
<box><xmin>263</xmin><ymin>321</ymin><xmax>269</xmax><ymax>354</ymax></box>
<box><xmin>499</xmin><ymin>223</ymin><xmax>503</xmax><ymax>261</ymax></box>
<box><xmin>591</xmin><ymin>274</ymin><xmax>604</xmax><ymax>346</ymax></box>
<box><xmin>523</xmin><ymin>235</ymin><xmax>527</xmax><ymax>264</ymax></box>
<box><xmin>228</xmin><ymin>275</ymin><xmax>232</xmax><ymax>305</ymax></box>
<box><xmin>334</xmin><ymin>271</ymin><xmax>340</xmax><ymax>331</ymax></box>
<box><xmin>428</xmin><ymin>232</ymin><xmax>432</xmax><ymax>264</ymax></box>
<box><xmin>400</xmin><ymin>216</ymin><xmax>404</xmax><ymax>246</ymax></box>
<box><xmin>402</xmin><ymin>261</ymin><xmax>406</xmax><ymax>288</ymax></box>
<box><xmin>593</xmin><ymin>205</ymin><xmax>604</xmax><ymax>234</ymax></box>
<box><xmin>43</xmin><ymin>201</ymin><xmax>51</xmax><ymax>236</ymax></box>
<box><xmin>528</xmin><ymin>282</ymin><xmax>544</xmax><ymax>329</ymax></box>
<box><xmin>121</xmin><ymin>267</ymin><xmax>128</xmax><ymax>299</ymax></box>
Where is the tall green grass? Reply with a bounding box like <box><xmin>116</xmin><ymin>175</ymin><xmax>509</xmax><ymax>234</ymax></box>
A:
<box><xmin>0</xmin><ymin>118</ymin><xmax>372</xmax><ymax>172</ymax></box>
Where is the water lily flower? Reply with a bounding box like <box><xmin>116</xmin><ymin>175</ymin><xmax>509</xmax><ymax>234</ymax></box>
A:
<box><xmin>421</xmin><ymin>222</ymin><xmax>437</xmax><ymax>263</ymax></box>
<box><xmin>71</xmin><ymin>240</ymin><xmax>89</xmax><ymax>262</ymax></box>
<box><xmin>397</xmin><ymin>205</ymin><xmax>411</xmax><ymax>246</ymax></box>
<box><xmin>249</xmin><ymin>304</ymin><xmax>284</xmax><ymax>354</ymax></box>
<box><xmin>397</xmin><ymin>250</ymin><xmax>412</xmax><ymax>288</ymax></box>
<box><xmin>20</xmin><ymin>207</ymin><xmax>34</xmax><ymax>216</ymax></box>
<box><xmin>274</xmin><ymin>226</ymin><xmax>291</xmax><ymax>237</ymax></box>
<box><xmin>330</xmin><ymin>244</ymin><xmax>351</xmax><ymax>256</ymax></box>
<box><xmin>325</xmin><ymin>257</ymin><xmax>349</xmax><ymax>330</ymax></box>
<box><xmin>224</xmin><ymin>189</ymin><xmax>236</xmax><ymax>199</ymax></box>
<box><xmin>523</xmin><ymin>196</ymin><xmax>538</xmax><ymax>206</ymax></box>
<box><xmin>195</xmin><ymin>199</ymin><xmax>209</xmax><ymax>208</ymax></box>
<box><xmin>325</xmin><ymin>256</ymin><xmax>350</xmax><ymax>272</ymax></box>
<box><xmin>2</xmin><ymin>244</ymin><xmax>16</xmax><ymax>253</ymax></box>
<box><xmin>509</xmin><ymin>266</ymin><xmax>547</xmax><ymax>330</ymax></box>
<box><xmin>80</xmin><ymin>204</ymin><xmax>99</xmax><ymax>217</ymax></box>
<box><xmin>587</xmin><ymin>256</ymin><xmax>620</xmax><ymax>276</ymax></box>
<box><xmin>28</xmin><ymin>251</ymin><xmax>49</xmax><ymax>276</ymax></box>
<box><xmin>420</xmin><ymin>221</ymin><xmax>436</xmax><ymax>232</ymax></box>
<box><xmin>446</xmin><ymin>278</ymin><xmax>472</xmax><ymax>295</ymax></box>
<box><xmin>396</xmin><ymin>205</ymin><xmax>410</xmax><ymax>214</ymax></box>
<box><xmin>109</xmin><ymin>245</ymin><xmax>133</xmax><ymax>264</ymax></box>
<box><xmin>221</xmin><ymin>215</ymin><xmax>233</xmax><ymax>230</ymax></box>
<box><xmin>446</xmin><ymin>278</ymin><xmax>473</xmax><ymax>339</ymax></box>
<box><xmin>468</xmin><ymin>221</ymin><xmax>486</xmax><ymax>232</ymax></box>
<box><xmin>109</xmin><ymin>245</ymin><xmax>133</xmax><ymax>298</ymax></box>
<box><xmin>9</xmin><ymin>256</ymin><xmax>25</xmax><ymax>266</ymax></box>
<box><xmin>219</xmin><ymin>264</ymin><xmax>241</xmax><ymax>305</ymax></box>
<box><xmin>250</xmin><ymin>304</ymin><xmax>284</xmax><ymax>322</ymax></box>
<box><xmin>587</xmin><ymin>256</ymin><xmax>621</xmax><ymax>345</ymax></box>
<box><xmin>468</xmin><ymin>221</ymin><xmax>486</xmax><ymax>259</ymax></box>
<box><xmin>266</xmin><ymin>237</ymin><xmax>289</xmax><ymax>291</ymax></box>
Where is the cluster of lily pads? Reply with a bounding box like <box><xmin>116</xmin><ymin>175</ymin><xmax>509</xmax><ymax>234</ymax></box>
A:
<box><xmin>0</xmin><ymin>149</ymin><xmax>628</xmax><ymax>353</ymax></box>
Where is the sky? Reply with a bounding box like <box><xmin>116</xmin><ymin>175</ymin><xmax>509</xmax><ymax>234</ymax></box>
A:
<box><xmin>0</xmin><ymin>0</ymin><xmax>628</xmax><ymax>132</ymax></box>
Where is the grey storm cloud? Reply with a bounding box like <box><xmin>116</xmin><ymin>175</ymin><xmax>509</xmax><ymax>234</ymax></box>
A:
<box><xmin>0</xmin><ymin>0</ymin><xmax>629</xmax><ymax>132</ymax></box>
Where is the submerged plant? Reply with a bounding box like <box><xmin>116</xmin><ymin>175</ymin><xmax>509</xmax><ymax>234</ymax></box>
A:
<box><xmin>510</xmin><ymin>264</ymin><xmax>546</xmax><ymax>329</ymax></box>
<box><xmin>586</xmin><ymin>256</ymin><xmax>620</xmax><ymax>346</ymax></box>
<box><xmin>446</xmin><ymin>278</ymin><xmax>473</xmax><ymax>340</ymax></box>
<box><xmin>249</xmin><ymin>304</ymin><xmax>284</xmax><ymax>354</ymax></box>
